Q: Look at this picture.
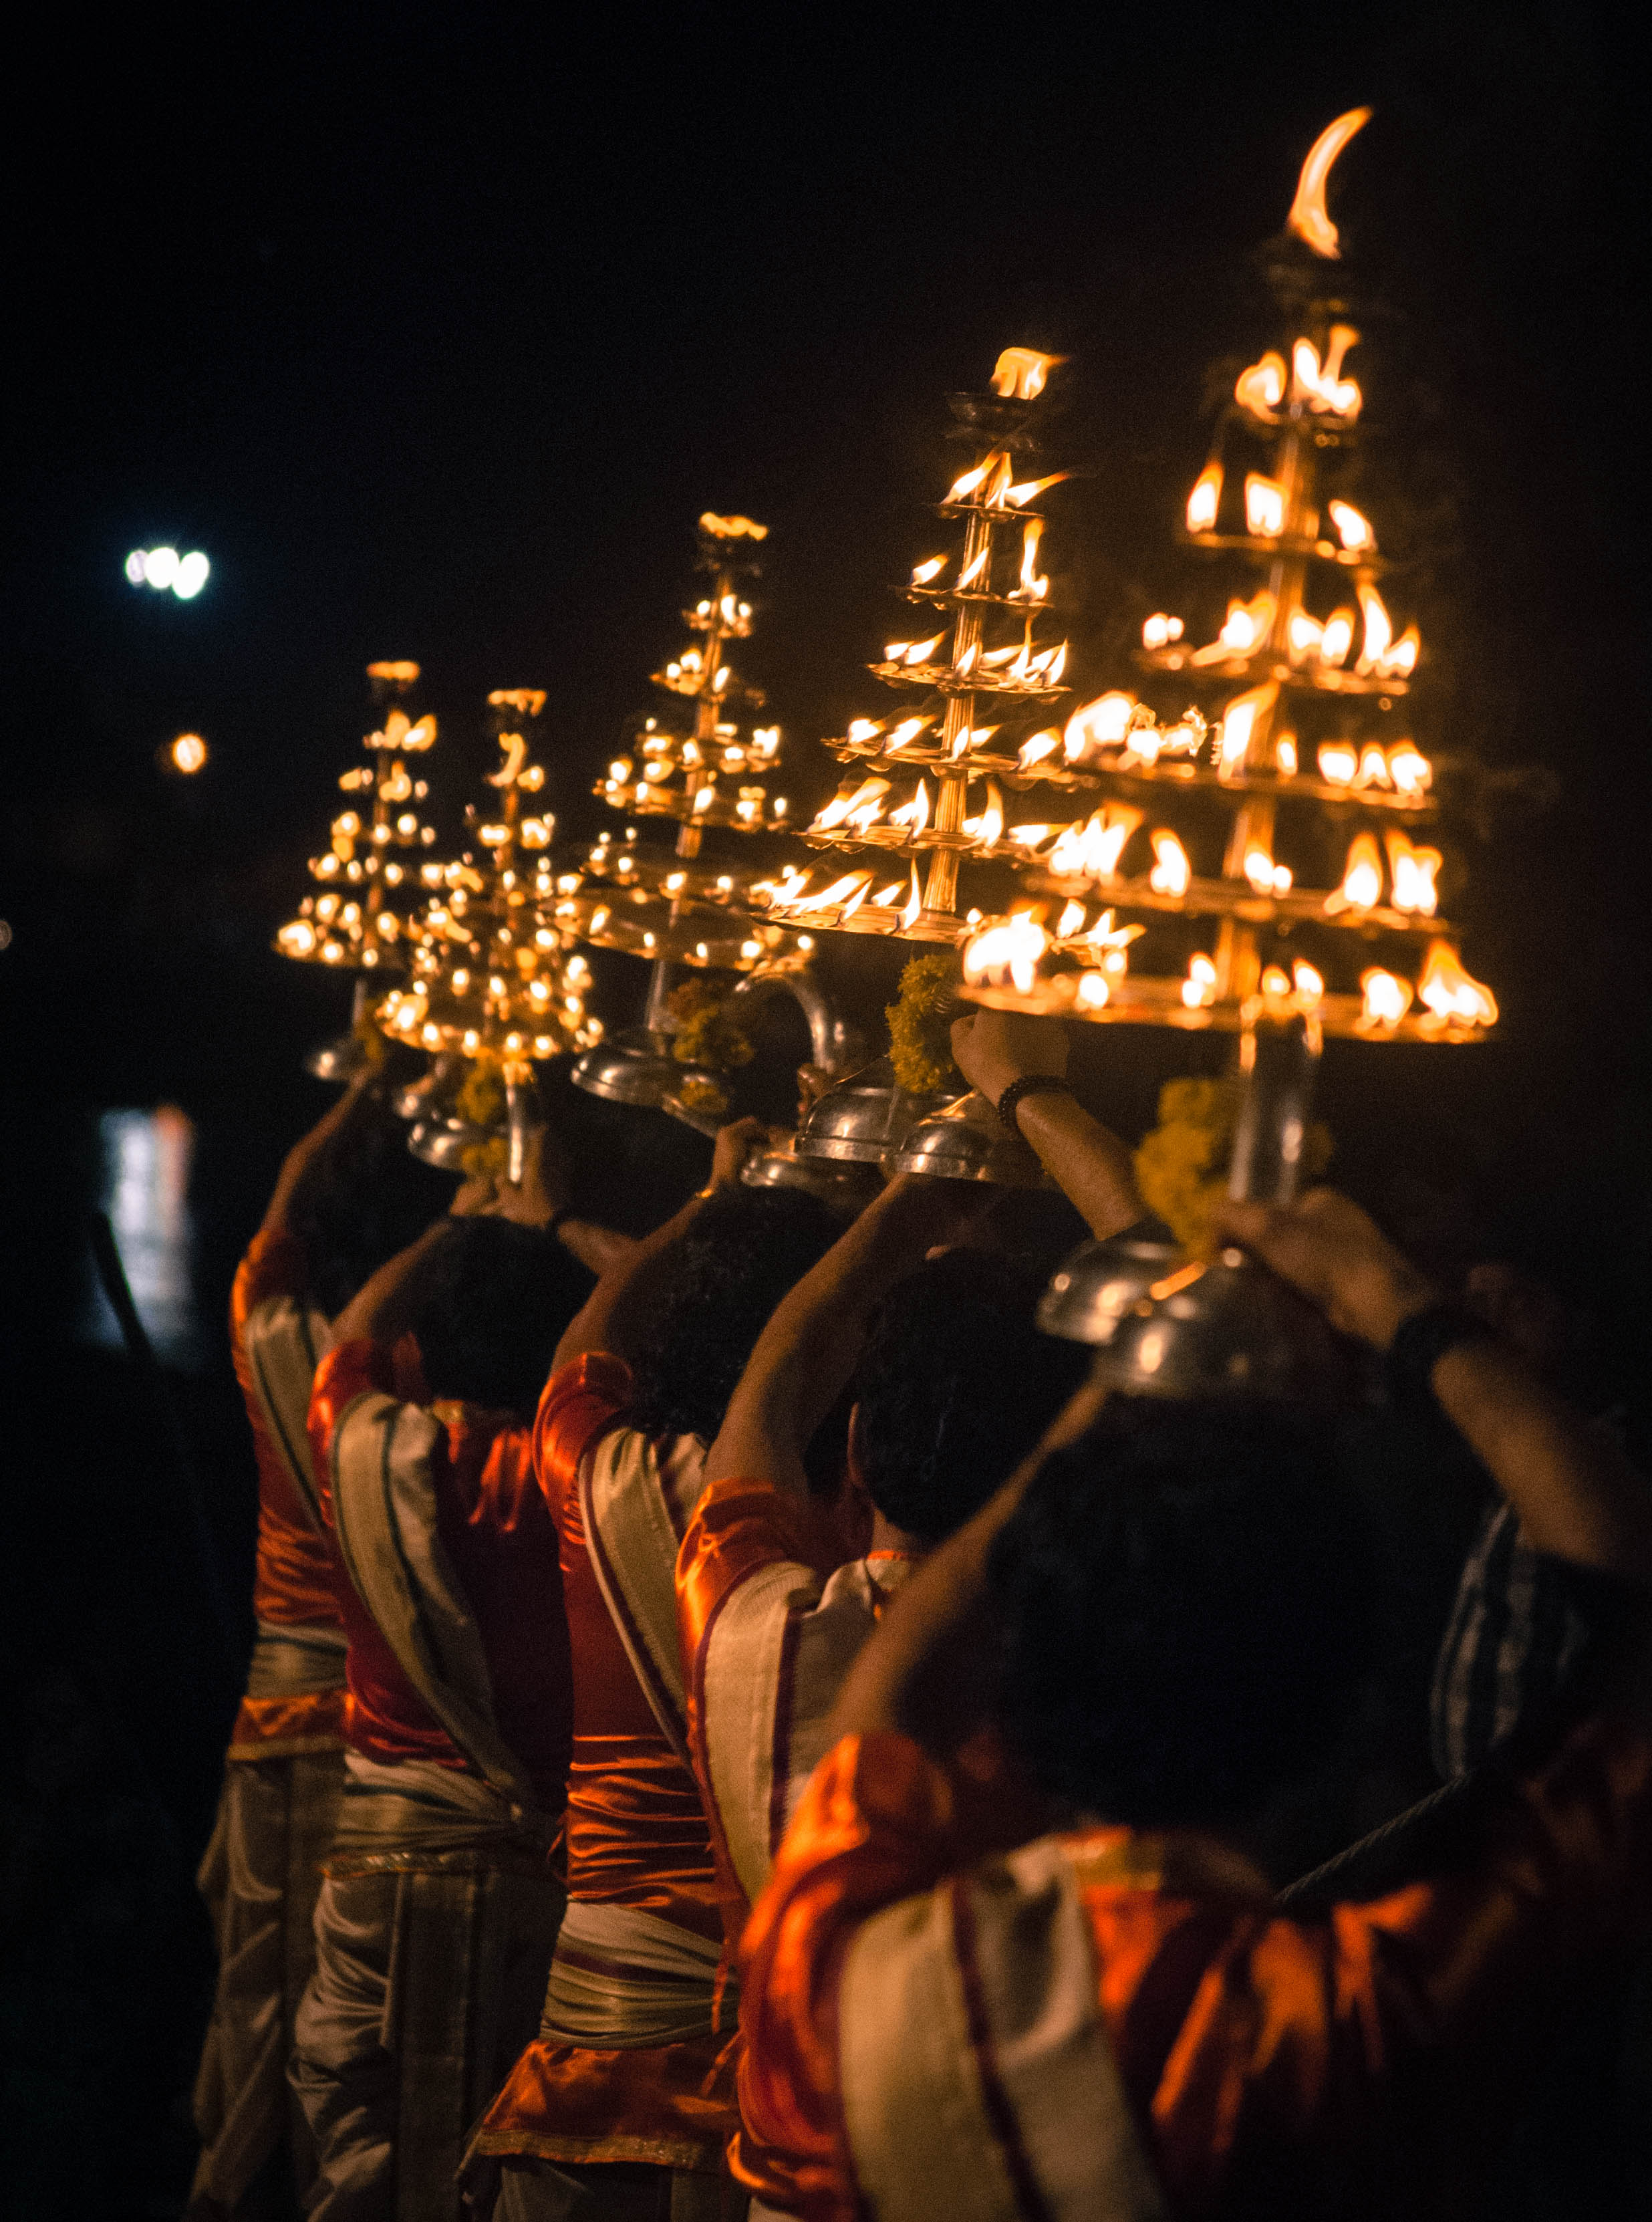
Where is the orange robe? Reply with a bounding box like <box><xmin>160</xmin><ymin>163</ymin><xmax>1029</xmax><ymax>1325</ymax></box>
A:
<box><xmin>737</xmin><ymin>1713</ymin><xmax>1652</xmax><ymax>2221</ymax></box>
<box><xmin>467</xmin><ymin>1355</ymin><xmax>740</xmax><ymax>2172</ymax></box>
<box><xmin>227</xmin><ymin>1227</ymin><xmax>348</xmax><ymax>1757</ymax></box>
<box><xmin>307</xmin><ymin>1339</ymin><xmax>573</xmax><ymax>1810</ymax></box>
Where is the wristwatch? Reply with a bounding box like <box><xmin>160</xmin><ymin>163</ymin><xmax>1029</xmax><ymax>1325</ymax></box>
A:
<box><xmin>1385</xmin><ymin>1300</ymin><xmax>1496</xmax><ymax>1415</ymax></box>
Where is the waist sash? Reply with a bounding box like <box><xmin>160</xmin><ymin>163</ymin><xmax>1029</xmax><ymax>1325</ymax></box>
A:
<box><xmin>329</xmin><ymin>1388</ymin><xmax>554</xmax><ymax>1846</ymax></box>
<box><xmin>539</xmin><ymin>1900</ymin><xmax>734</xmax><ymax>2049</ymax></box>
<box><xmin>327</xmin><ymin>1752</ymin><xmax>552</xmax><ymax>1868</ymax></box>
<box><xmin>244</xmin><ymin>1292</ymin><xmax>333</xmax><ymax>1530</ymax></box>
<box><xmin>245</xmin><ymin>1618</ymin><xmax>348</xmax><ymax>1699</ymax></box>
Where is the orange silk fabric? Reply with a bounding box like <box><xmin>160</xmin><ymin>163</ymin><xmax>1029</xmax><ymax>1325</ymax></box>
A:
<box><xmin>473</xmin><ymin>1354</ymin><xmax>734</xmax><ymax>2168</ymax></box>
<box><xmin>231</xmin><ymin>1229</ymin><xmax>346</xmax><ymax>1632</ymax></box>
<box><xmin>225</xmin><ymin>1687</ymin><xmax>348</xmax><ymax>1761</ymax></box>
<box><xmin>738</xmin><ymin>1721</ymin><xmax>1652</xmax><ymax>2222</ymax></box>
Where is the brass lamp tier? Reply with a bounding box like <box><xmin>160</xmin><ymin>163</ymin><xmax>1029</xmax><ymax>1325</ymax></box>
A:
<box><xmin>961</xmin><ymin>972</ymin><xmax>1492</xmax><ymax>1045</ymax></box>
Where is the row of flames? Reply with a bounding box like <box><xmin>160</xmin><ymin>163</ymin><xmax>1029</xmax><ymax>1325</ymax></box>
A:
<box><xmin>1146</xmin><ymin>571</ymin><xmax>1417</xmax><ymax>681</ymax></box>
<box><xmin>1016</xmin><ymin>692</ymin><xmax>1431</xmax><ymax>790</ymax></box>
<box><xmin>1184</xmin><ymin>475</ymin><xmax>1377</xmax><ymax>556</ymax></box>
<box><xmin>960</xmin><ymin>908</ymin><xmax>1497</xmax><ymax>1032</ymax></box>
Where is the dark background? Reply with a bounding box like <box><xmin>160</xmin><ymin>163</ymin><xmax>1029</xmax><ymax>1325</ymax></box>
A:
<box><xmin>3</xmin><ymin>2</ymin><xmax>1649</xmax><ymax>2209</ymax></box>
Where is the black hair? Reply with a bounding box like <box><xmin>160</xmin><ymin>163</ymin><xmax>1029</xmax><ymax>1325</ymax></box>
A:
<box><xmin>989</xmin><ymin>1398</ymin><xmax>1376</xmax><ymax>1830</ymax></box>
<box><xmin>288</xmin><ymin>1096</ymin><xmax>452</xmax><ymax>1318</ymax></box>
<box><xmin>412</xmin><ymin>1218</ymin><xmax>591</xmax><ymax>1419</ymax></box>
<box><xmin>623</xmin><ymin>1187</ymin><xmax>843</xmax><ymax>1444</ymax></box>
<box><xmin>851</xmin><ymin>1251</ymin><xmax>1089</xmax><ymax>1545</ymax></box>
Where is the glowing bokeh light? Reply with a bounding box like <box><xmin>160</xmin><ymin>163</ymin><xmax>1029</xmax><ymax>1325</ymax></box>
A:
<box><xmin>126</xmin><ymin>546</ymin><xmax>211</xmax><ymax>598</ymax></box>
<box><xmin>171</xmin><ymin>733</ymin><xmax>209</xmax><ymax>774</ymax></box>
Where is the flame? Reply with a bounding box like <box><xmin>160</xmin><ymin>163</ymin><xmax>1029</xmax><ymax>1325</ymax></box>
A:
<box><xmin>871</xmin><ymin>882</ymin><xmax>902</xmax><ymax>907</ymax></box>
<box><xmin>1149</xmin><ymin>830</ymin><xmax>1192</xmax><ymax>896</ymax></box>
<box><xmin>1017</xmin><ymin>729</ymin><xmax>1061</xmax><ymax>770</ymax></box>
<box><xmin>1063</xmin><ymin>691</ymin><xmax>1134</xmax><ymax>762</ymax></box>
<box><xmin>1292</xmin><ymin>961</ymin><xmax>1325</xmax><ymax>1007</ymax></box>
<box><xmin>1319</xmin><ymin>608</ymin><xmax>1356</xmax><ymax>666</ymax></box>
<box><xmin>1335</xmin><ymin>832</ymin><xmax>1384</xmax><ymax>910</ymax></box>
<box><xmin>1244</xmin><ymin>840</ymin><xmax>1292</xmax><ymax>896</ymax></box>
<box><xmin>1355</xmin><ymin>742</ymin><xmax>1391</xmax><ymax>789</ymax></box>
<box><xmin>1235</xmin><ymin>352</ymin><xmax>1288</xmax><ymax>418</ymax></box>
<box><xmin>1244</xmin><ymin>473</ymin><xmax>1288</xmax><ymax>538</ymax></box>
<box><xmin>1317</xmin><ymin>741</ymin><xmax>1358</xmax><ymax>785</ymax></box>
<box><xmin>1002</xmin><ymin>471</ymin><xmax>1069</xmax><ymax>509</ymax></box>
<box><xmin>1006</xmin><ymin>822</ymin><xmax>1059</xmax><ymax>851</ymax></box>
<box><xmin>1016</xmin><ymin>520</ymin><xmax>1048</xmax><ymax>600</ymax></box>
<box><xmin>1385</xmin><ymin>830</ymin><xmax>1441</xmax><ymax>915</ymax></box>
<box><xmin>1327</xmin><ymin>499</ymin><xmax>1375</xmax><ymax>553</ymax></box>
<box><xmin>991</xmin><ymin>347</ymin><xmax>1065</xmax><ymax>400</ymax></box>
<box><xmin>901</xmin><ymin>866</ymin><xmax>923</xmax><ymax>929</ymax></box>
<box><xmin>1260</xmin><ymin>966</ymin><xmax>1292</xmax><ymax>999</ymax></box>
<box><xmin>1075</xmin><ymin>973</ymin><xmax>1111</xmax><ymax>1011</ymax></box>
<box><xmin>1186</xmin><ymin>463</ymin><xmax>1223</xmax><ymax>534</ymax></box>
<box><xmin>1048</xmin><ymin>802</ymin><xmax>1141</xmax><ymax>880</ymax></box>
<box><xmin>1387</xmin><ymin>741</ymin><xmax>1432</xmax><ymax>795</ymax></box>
<box><xmin>1286</xmin><ymin>108</ymin><xmax>1372</xmax><ymax>258</ymax></box>
<box><xmin>1057</xmin><ymin>899</ymin><xmax>1088</xmax><ymax>938</ymax></box>
<box><xmin>906</xmin><ymin>633</ymin><xmax>946</xmax><ymax>667</ymax></box>
<box><xmin>1361</xmin><ymin>968</ymin><xmax>1414</xmax><ymax>1027</ymax></box>
<box><xmin>958</xmin><ymin>545</ymin><xmax>990</xmax><ymax>590</ymax></box>
<box><xmin>887</xmin><ymin>715</ymin><xmax>931</xmax><ymax>752</ymax></box>
<box><xmin>699</xmin><ymin>513</ymin><xmax>769</xmax><ymax>539</ymax></box>
<box><xmin>804</xmin><ymin>870</ymin><xmax>875</xmax><ymax>915</ymax></box>
<box><xmin>1380</xmin><ymin>625</ymin><xmax>1419</xmax><ymax>678</ymax></box>
<box><xmin>888</xmin><ymin>779</ymin><xmax>932</xmax><ymax>836</ymax></box>
<box><xmin>1287</xmin><ymin>610</ymin><xmax>1325</xmax><ymax>661</ymax></box>
<box><xmin>964</xmin><ymin>782</ymin><xmax>1005</xmax><ymax>848</ymax></box>
<box><xmin>1142</xmin><ymin>613</ymin><xmax>1185</xmax><ymax>649</ymax></box>
<box><xmin>946</xmin><ymin>454</ymin><xmax>1000</xmax><ymax>504</ymax></box>
<box><xmin>1182</xmin><ymin>953</ymin><xmax>1218</xmax><ymax>1009</ymax></box>
<box><xmin>962</xmin><ymin>910</ymin><xmax>1049</xmax><ymax>994</ymax></box>
<box><xmin>1275</xmin><ymin>733</ymin><xmax>1299</xmax><ymax>776</ymax></box>
<box><xmin>1355</xmin><ymin>583</ymin><xmax>1392</xmax><ymax>672</ymax></box>
<box><xmin>1292</xmin><ymin>330</ymin><xmax>1363</xmax><ymax>418</ymax></box>
<box><xmin>910</xmin><ymin>555</ymin><xmax>948</xmax><ymax>586</ymax></box>
<box><xmin>1216</xmin><ymin>681</ymin><xmax>1279</xmax><ymax>779</ymax></box>
<box><xmin>1215</xmin><ymin>590</ymin><xmax>1276</xmax><ymax>656</ymax></box>
<box><xmin>368</xmin><ymin>660</ymin><xmax>420</xmax><ymax>685</ymax></box>
<box><xmin>815</xmin><ymin>775</ymin><xmax>891</xmax><ymax>832</ymax></box>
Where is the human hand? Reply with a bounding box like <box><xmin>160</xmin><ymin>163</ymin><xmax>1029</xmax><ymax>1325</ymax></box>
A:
<box><xmin>708</xmin><ymin>1117</ymin><xmax>768</xmax><ymax>1191</ymax></box>
<box><xmin>1214</xmin><ymin>1188</ymin><xmax>1439</xmax><ymax>1351</ymax></box>
<box><xmin>950</xmin><ymin>1009</ymin><xmax>1069</xmax><ymax>1108</ymax></box>
<box><xmin>449</xmin><ymin>1172</ymin><xmax>498</xmax><ymax>1218</ymax></box>
<box><xmin>489</xmin><ymin>1126</ymin><xmax>571</xmax><ymax>1230</ymax></box>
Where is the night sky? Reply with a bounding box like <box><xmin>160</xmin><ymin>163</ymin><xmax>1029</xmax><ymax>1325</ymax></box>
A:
<box><xmin>5</xmin><ymin>2</ymin><xmax>1650</xmax><ymax>1270</ymax></box>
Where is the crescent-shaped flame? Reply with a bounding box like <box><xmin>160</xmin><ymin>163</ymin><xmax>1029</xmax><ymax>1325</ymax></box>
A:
<box><xmin>1286</xmin><ymin>107</ymin><xmax>1372</xmax><ymax>259</ymax></box>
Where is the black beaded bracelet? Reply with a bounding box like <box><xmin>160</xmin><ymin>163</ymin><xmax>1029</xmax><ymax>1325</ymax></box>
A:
<box><xmin>1385</xmin><ymin>1300</ymin><xmax>1494</xmax><ymax>1415</ymax></box>
<box><xmin>996</xmin><ymin>1074</ymin><xmax>1075</xmax><ymax>1136</ymax></box>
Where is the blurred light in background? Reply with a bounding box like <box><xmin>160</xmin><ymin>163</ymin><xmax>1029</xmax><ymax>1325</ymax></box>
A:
<box><xmin>126</xmin><ymin>546</ymin><xmax>211</xmax><ymax>599</ymax></box>
<box><xmin>80</xmin><ymin>1106</ymin><xmax>202</xmax><ymax>1367</ymax></box>
<box><xmin>170</xmin><ymin>732</ymin><xmax>209</xmax><ymax>773</ymax></box>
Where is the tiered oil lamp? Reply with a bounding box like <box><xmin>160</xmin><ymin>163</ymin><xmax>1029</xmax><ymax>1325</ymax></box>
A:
<box><xmin>958</xmin><ymin>112</ymin><xmax>1500</xmax><ymax>1047</ymax></box>
<box><xmin>565</xmin><ymin>513</ymin><xmax>811</xmax><ymax>1116</ymax></box>
<box><xmin>374</xmin><ymin>690</ymin><xmax>599</xmax><ymax>1178</ymax></box>
<box><xmin>746</xmin><ymin>348</ymin><xmax>1073</xmax><ymax>945</ymax></box>
<box><xmin>275</xmin><ymin>660</ymin><xmax>440</xmax><ymax>1080</ymax></box>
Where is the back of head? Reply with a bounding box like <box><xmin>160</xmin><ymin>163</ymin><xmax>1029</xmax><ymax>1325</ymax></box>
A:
<box><xmin>290</xmin><ymin>1096</ymin><xmax>452</xmax><ymax>1318</ymax></box>
<box><xmin>850</xmin><ymin>1251</ymin><xmax>1089</xmax><ymax>1546</ymax></box>
<box><xmin>624</xmin><ymin>1187</ymin><xmax>845</xmax><ymax>1444</ymax></box>
<box><xmin>412</xmin><ymin>1218</ymin><xmax>591</xmax><ymax>1420</ymax></box>
<box><xmin>990</xmin><ymin>1398</ymin><xmax>1375</xmax><ymax>1832</ymax></box>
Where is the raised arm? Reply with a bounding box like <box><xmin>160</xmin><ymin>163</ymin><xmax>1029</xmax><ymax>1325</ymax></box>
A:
<box><xmin>259</xmin><ymin>1075</ymin><xmax>376</xmax><ymax>1242</ymax></box>
<box><xmin>551</xmin><ymin>1118</ymin><xmax>767</xmax><ymax>1372</ymax></box>
<box><xmin>703</xmin><ymin>1174</ymin><xmax>988</xmax><ymax>1501</ymax></box>
<box><xmin>950</xmin><ymin>1009</ymin><xmax>1143</xmax><ymax>1239</ymax></box>
<box><xmin>1219</xmin><ymin>1189</ymin><xmax>1652</xmax><ymax>1588</ymax></box>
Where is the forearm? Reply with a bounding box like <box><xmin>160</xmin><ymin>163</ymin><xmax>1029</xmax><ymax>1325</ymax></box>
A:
<box><xmin>556</xmin><ymin>1219</ymin><xmax>641</xmax><ymax>1279</ymax></box>
<box><xmin>329</xmin><ymin>1221</ymin><xmax>450</xmax><ymax>1350</ymax></box>
<box><xmin>553</xmin><ymin>1193</ymin><xmax>707</xmax><ymax>1371</ymax></box>
<box><xmin>1433</xmin><ymin>1341</ymin><xmax>1652</xmax><ymax>1586</ymax></box>
<box><xmin>1012</xmin><ymin>1094</ymin><xmax>1143</xmax><ymax>1239</ymax></box>
<box><xmin>705</xmin><ymin>1180</ymin><xmax>979</xmax><ymax>1498</ymax></box>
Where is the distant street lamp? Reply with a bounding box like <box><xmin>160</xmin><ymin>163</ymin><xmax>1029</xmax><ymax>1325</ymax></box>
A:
<box><xmin>126</xmin><ymin>547</ymin><xmax>211</xmax><ymax>600</ymax></box>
